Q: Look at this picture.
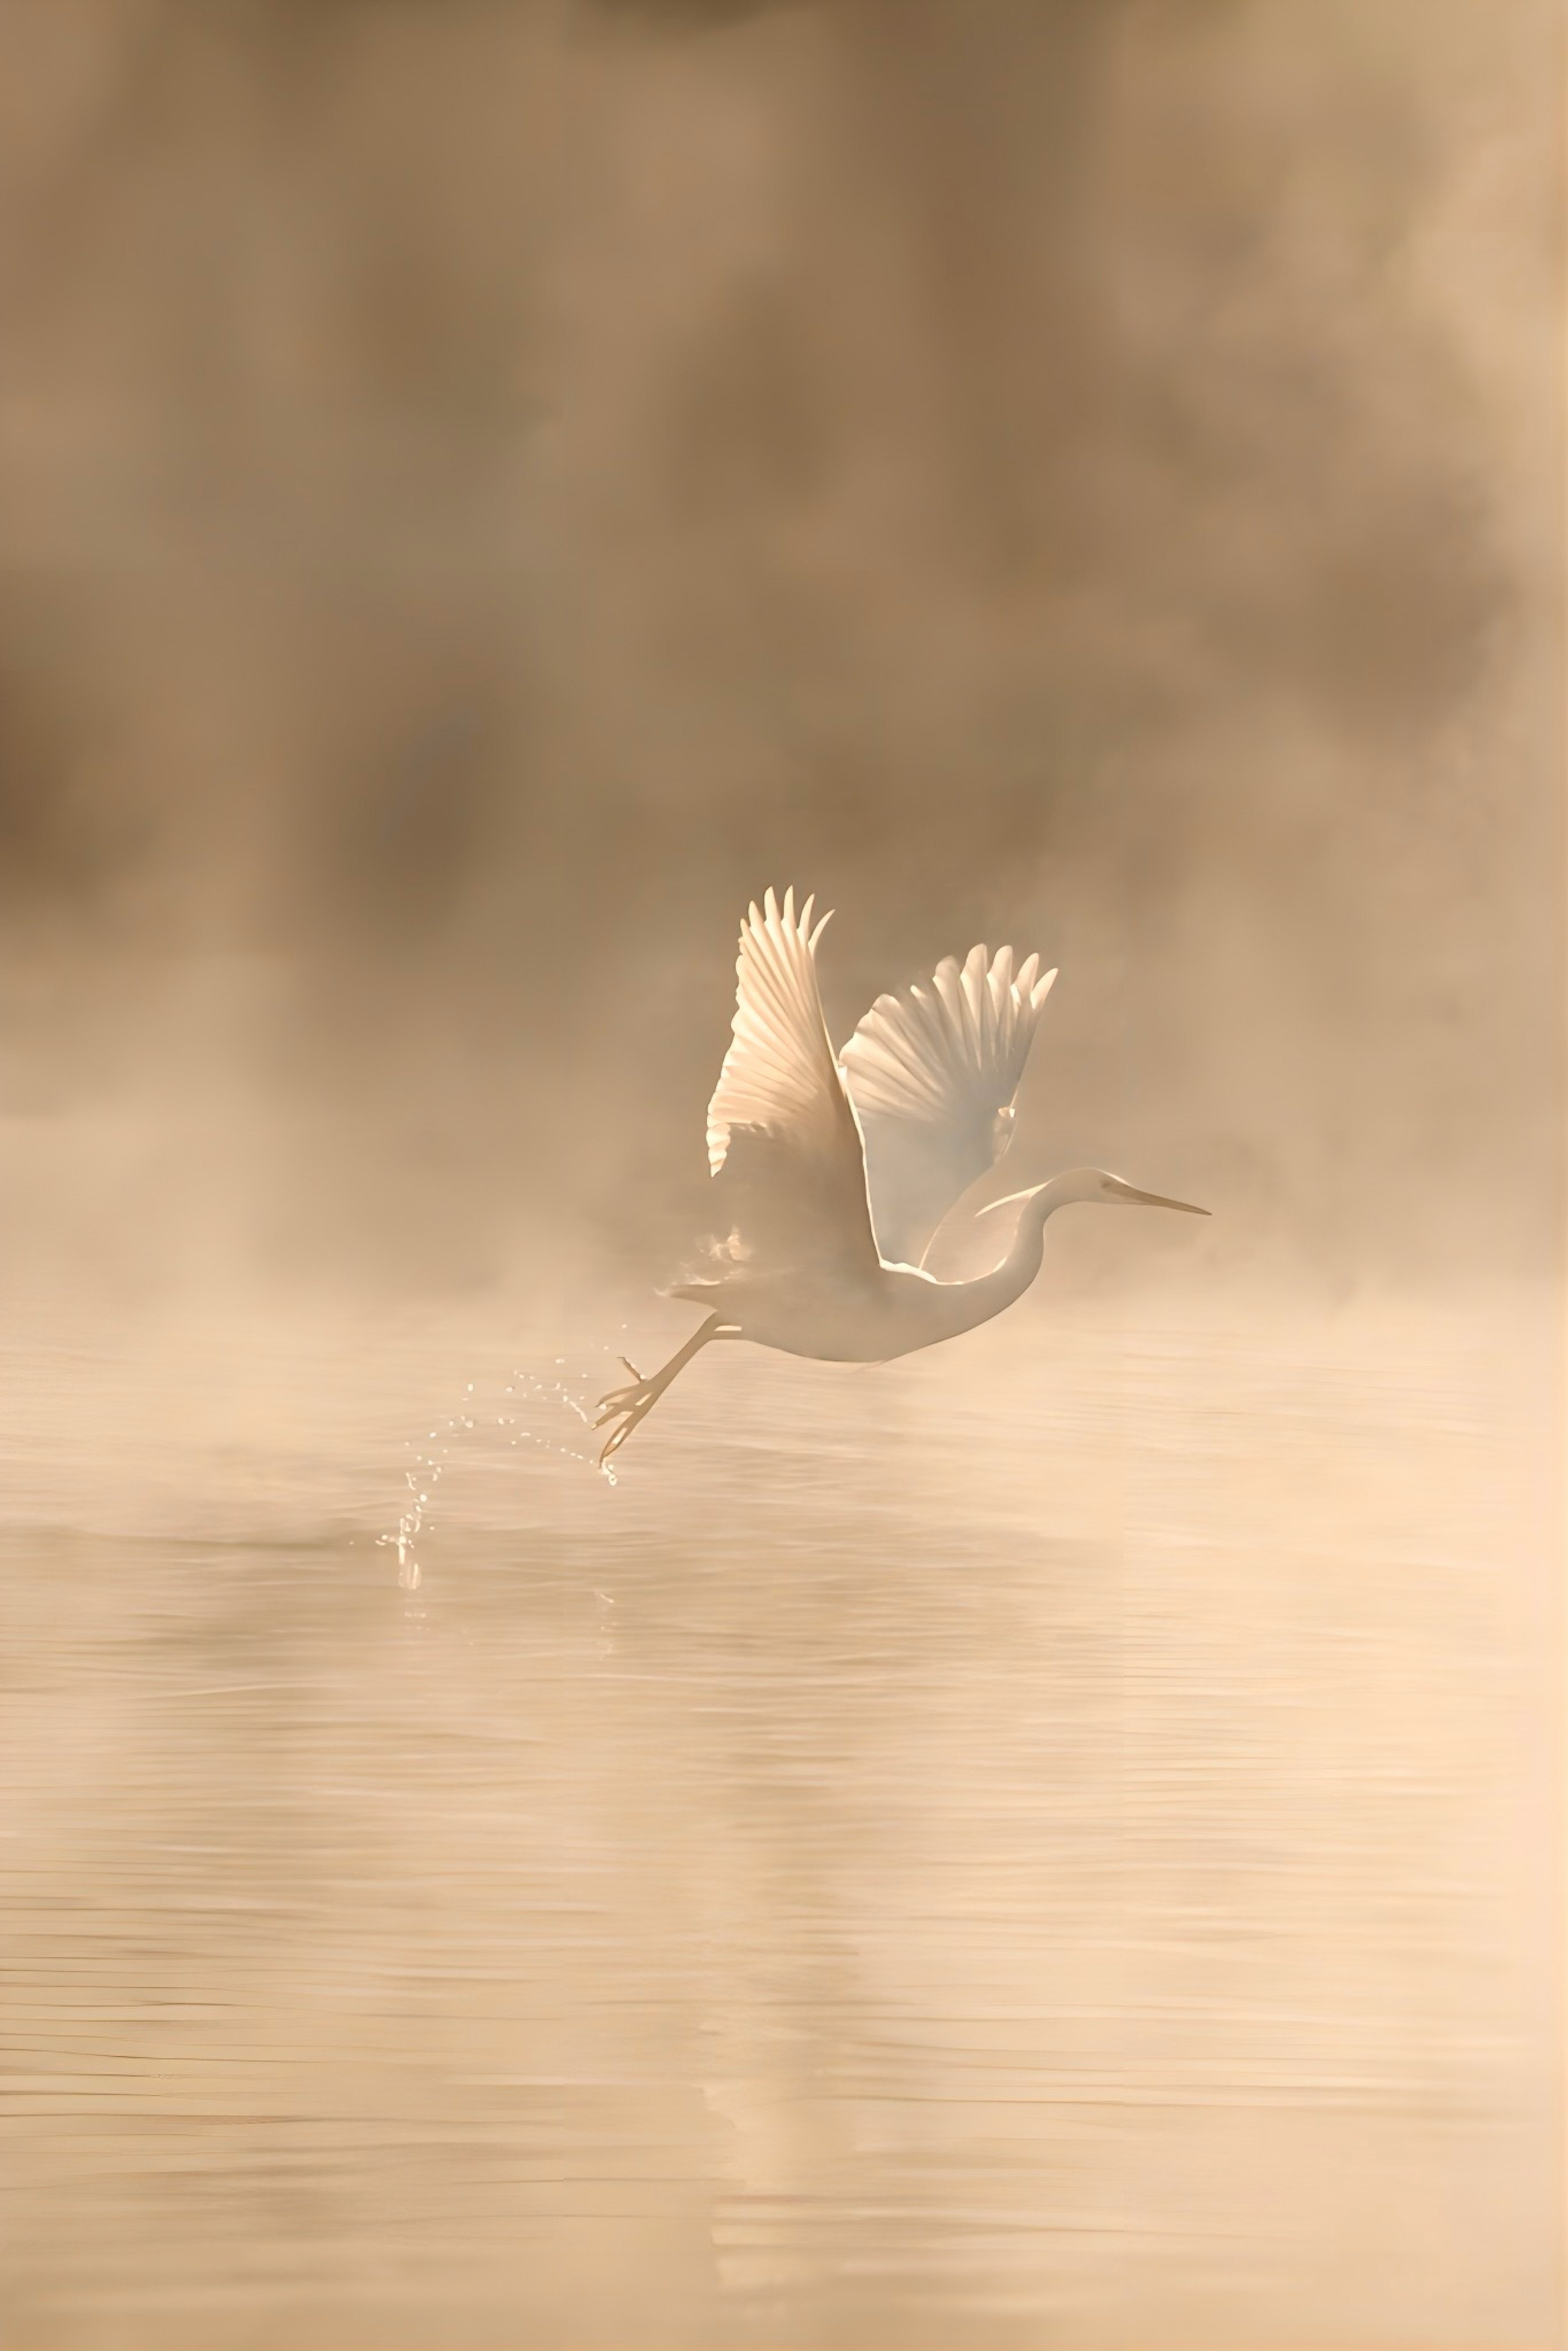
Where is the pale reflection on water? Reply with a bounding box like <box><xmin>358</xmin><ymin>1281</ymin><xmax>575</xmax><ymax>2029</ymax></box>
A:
<box><xmin>1</xmin><ymin>1289</ymin><xmax>1559</xmax><ymax>2348</ymax></box>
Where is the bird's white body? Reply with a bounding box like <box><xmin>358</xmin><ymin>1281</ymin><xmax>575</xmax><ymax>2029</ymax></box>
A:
<box><xmin>673</xmin><ymin>1257</ymin><xmax>1018</xmax><ymax>1363</ymax></box>
<box><xmin>596</xmin><ymin>892</ymin><xmax>1205</xmax><ymax>1460</ymax></box>
<box><xmin>670</xmin><ymin>1177</ymin><xmax>1071</xmax><ymax>1362</ymax></box>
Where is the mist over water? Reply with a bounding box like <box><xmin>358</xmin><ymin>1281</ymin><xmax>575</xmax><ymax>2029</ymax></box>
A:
<box><xmin>0</xmin><ymin>5</ymin><xmax>1561</xmax><ymax>2347</ymax></box>
<box><xmin>0</xmin><ymin>0</ymin><xmax>1559</xmax><ymax>1293</ymax></box>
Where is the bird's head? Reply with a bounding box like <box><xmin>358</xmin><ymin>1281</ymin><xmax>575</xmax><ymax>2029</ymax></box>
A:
<box><xmin>1080</xmin><ymin>1169</ymin><xmax>1209</xmax><ymax>1213</ymax></box>
<box><xmin>978</xmin><ymin>1168</ymin><xmax>1210</xmax><ymax>1219</ymax></box>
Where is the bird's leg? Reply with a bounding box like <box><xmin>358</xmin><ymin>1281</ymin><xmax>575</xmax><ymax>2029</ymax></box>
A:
<box><xmin>595</xmin><ymin>1313</ymin><xmax>733</xmax><ymax>1464</ymax></box>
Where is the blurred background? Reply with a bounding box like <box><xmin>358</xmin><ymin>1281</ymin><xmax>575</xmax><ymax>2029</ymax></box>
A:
<box><xmin>0</xmin><ymin>0</ymin><xmax>1558</xmax><ymax>1300</ymax></box>
<box><xmin>0</xmin><ymin>7</ymin><xmax>1561</xmax><ymax>2350</ymax></box>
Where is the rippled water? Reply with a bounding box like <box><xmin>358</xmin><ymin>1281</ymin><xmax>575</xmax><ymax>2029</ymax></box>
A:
<box><xmin>1</xmin><ymin>1285</ymin><xmax>1559</xmax><ymax>2348</ymax></box>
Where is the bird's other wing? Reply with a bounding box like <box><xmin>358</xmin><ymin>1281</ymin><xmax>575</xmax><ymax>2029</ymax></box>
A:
<box><xmin>840</xmin><ymin>943</ymin><xmax>1057</xmax><ymax>1267</ymax></box>
<box><xmin>701</xmin><ymin>887</ymin><xmax>881</xmax><ymax>1279</ymax></box>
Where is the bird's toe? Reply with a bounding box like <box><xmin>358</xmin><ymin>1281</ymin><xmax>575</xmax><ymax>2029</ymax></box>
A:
<box><xmin>597</xmin><ymin>1375</ymin><xmax>654</xmax><ymax>1417</ymax></box>
<box><xmin>598</xmin><ymin>1407</ymin><xmax>650</xmax><ymax>1465</ymax></box>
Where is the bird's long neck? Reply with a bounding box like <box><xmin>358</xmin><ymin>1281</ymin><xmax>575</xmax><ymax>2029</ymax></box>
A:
<box><xmin>927</xmin><ymin>1170</ymin><xmax>1101</xmax><ymax>1337</ymax></box>
<box><xmin>990</xmin><ymin>1170</ymin><xmax>1094</xmax><ymax>1290</ymax></box>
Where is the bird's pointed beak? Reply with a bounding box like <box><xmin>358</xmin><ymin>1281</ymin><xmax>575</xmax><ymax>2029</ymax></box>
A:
<box><xmin>1116</xmin><ymin>1184</ymin><xmax>1209</xmax><ymax>1214</ymax></box>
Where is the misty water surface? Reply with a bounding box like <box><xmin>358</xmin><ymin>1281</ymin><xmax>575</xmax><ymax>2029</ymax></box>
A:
<box><xmin>2</xmin><ymin>1283</ymin><xmax>1557</xmax><ymax>2348</ymax></box>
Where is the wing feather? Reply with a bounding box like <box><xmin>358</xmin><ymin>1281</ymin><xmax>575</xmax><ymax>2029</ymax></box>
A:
<box><xmin>702</xmin><ymin>887</ymin><xmax>880</xmax><ymax>1279</ymax></box>
<box><xmin>841</xmin><ymin>943</ymin><xmax>1056</xmax><ymax>1268</ymax></box>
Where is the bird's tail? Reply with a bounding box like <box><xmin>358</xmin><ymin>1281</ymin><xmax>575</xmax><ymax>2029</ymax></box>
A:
<box><xmin>660</xmin><ymin>1221</ymin><xmax>749</xmax><ymax>1306</ymax></box>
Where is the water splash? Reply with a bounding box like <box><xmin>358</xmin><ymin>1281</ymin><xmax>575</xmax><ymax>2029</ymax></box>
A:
<box><xmin>378</xmin><ymin>1363</ymin><xmax>606</xmax><ymax>1587</ymax></box>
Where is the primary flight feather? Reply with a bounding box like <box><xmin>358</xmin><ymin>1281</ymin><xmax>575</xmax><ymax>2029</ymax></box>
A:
<box><xmin>843</xmin><ymin>940</ymin><xmax>1057</xmax><ymax>1268</ymax></box>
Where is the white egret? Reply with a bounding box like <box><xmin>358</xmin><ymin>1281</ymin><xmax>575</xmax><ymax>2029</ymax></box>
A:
<box><xmin>597</xmin><ymin>887</ymin><xmax>1207</xmax><ymax>1462</ymax></box>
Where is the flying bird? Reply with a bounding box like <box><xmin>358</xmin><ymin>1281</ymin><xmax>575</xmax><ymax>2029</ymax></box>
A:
<box><xmin>597</xmin><ymin>887</ymin><xmax>1207</xmax><ymax>1462</ymax></box>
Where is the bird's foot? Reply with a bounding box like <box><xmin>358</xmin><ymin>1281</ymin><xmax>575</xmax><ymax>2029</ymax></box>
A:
<box><xmin>594</xmin><ymin>1361</ymin><xmax>663</xmax><ymax>1464</ymax></box>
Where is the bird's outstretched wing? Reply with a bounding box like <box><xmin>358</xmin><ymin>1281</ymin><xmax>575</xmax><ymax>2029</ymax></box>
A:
<box><xmin>840</xmin><ymin>943</ymin><xmax>1056</xmax><ymax>1268</ymax></box>
<box><xmin>701</xmin><ymin>887</ymin><xmax>881</xmax><ymax>1280</ymax></box>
